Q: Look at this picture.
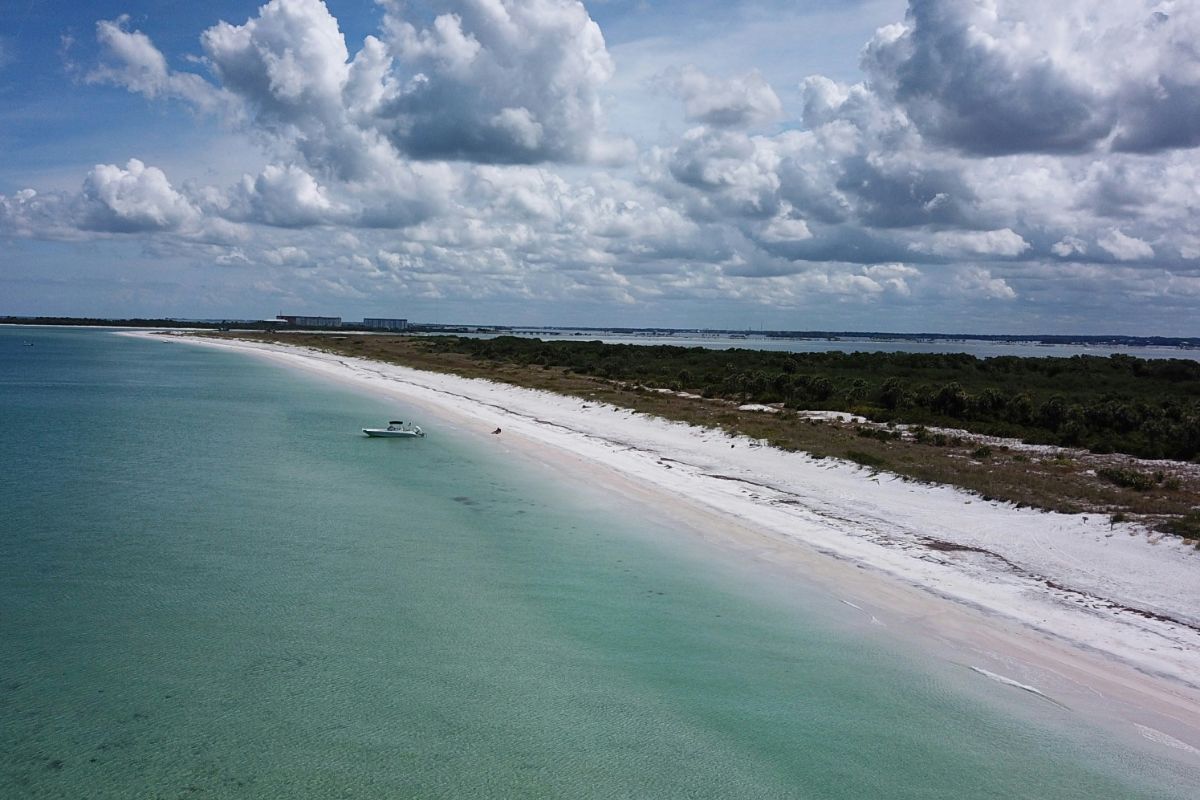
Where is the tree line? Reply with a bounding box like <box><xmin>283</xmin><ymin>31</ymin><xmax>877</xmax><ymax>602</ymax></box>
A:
<box><xmin>425</xmin><ymin>336</ymin><xmax>1200</xmax><ymax>461</ymax></box>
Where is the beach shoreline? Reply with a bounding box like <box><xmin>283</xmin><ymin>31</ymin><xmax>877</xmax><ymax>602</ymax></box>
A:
<box><xmin>135</xmin><ymin>330</ymin><xmax>1200</xmax><ymax>767</ymax></box>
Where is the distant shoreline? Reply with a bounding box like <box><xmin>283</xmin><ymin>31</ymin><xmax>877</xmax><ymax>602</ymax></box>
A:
<box><xmin>131</xmin><ymin>329</ymin><xmax>1200</xmax><ymax>767</ymax></box>
<box><xmin>6</xmin><ymin>317</ymin><xmax>1199</xmax><ymax>349</ymax></box>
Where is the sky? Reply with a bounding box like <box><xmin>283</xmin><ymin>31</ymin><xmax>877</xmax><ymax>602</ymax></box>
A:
<box><xmin>1</xmin><ymin>0</ymin><xmax>1198</xmax><ymax>333</ymax></box>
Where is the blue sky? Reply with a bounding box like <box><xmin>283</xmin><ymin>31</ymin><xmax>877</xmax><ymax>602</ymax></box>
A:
<box><xmin>2</xmin><ymin>0</ymin><xmax>1198</xmax><ymax>333</ymax></box>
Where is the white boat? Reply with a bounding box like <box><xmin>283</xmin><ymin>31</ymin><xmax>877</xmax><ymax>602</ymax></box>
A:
<box><xmin>363</xmin><ymin>420</ymin><xmax>425</xmax><ymax>438</ymax></box>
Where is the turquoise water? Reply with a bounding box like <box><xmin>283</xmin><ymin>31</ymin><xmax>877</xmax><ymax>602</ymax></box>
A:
<box><xmin>1</xmin><ymin>326</ymin><xmax>1194</xmax><ymax>798</ymax></box>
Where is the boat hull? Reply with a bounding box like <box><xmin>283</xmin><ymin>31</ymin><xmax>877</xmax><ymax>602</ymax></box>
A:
<box><xmin>362</xmin><ymin>428</ymin><xmax>423</xmax><ymax>438</ymax></box>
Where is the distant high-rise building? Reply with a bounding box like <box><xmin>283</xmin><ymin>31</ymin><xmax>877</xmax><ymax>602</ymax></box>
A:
<box><xmin>362</xmin><ymin>318</ymin><xmax>408</xmax><ymax>331</ymax></box>
<box><xmin>276</xmin><ymin>315</ymin><xmax>342</xmax><ymax>328</ymax></box>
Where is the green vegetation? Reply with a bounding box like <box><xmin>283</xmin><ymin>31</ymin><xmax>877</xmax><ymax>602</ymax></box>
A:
<box><xmin>845</xmin><ymin>450</ymin><xmax>889</xmax><ymax>470</ymax></box>
<box><xmin>1096</xmin><ymin>467</ymin><xmax>1182</xmax><ymax>492</ymax></box>
<box><xmin>424</xmin><ymin>336</ymin><xmax>1200</xmax><ymax>461</ymax></box>
<box><xmin>1159</xmin><ymin>511</ymin><xmax>1200</xmax><ymax>541</ymax></box>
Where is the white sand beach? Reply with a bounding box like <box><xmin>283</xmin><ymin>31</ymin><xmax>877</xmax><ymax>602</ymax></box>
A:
<box><xmin>143</xmin><ymin>332</ymin><xmax>1200</xmax><ymax>762</ymax></box>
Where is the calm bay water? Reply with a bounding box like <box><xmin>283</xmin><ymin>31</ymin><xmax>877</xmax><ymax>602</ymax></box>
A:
<box><xmin>1</xmin><ymin>326</ymin><xmax>1194</xmax><ymax>798</ymax></box>
<box><xmin>455</xmin><ymin>330</ymin><xmax>1200</xmax><ymax>361</ymax></box>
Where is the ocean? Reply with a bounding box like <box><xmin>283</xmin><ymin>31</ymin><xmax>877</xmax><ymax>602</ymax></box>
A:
<box><xmin>1</xmin><ymin>326</ymin><xmax>1194</xmax><ymax>798</ymax></box>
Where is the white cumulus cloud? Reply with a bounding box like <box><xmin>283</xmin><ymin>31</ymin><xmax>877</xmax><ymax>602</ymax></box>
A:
<box><xmin>87</xmin><ymin>17</ymin><xmax>233</xmax><ymax>115</ymax></box>
<box><xmin>863</xmin><ymin>263</ymin><xmax>920</xmax><ymax>296</ymax></box>
<box><xmin>1097</xmin><ymin>228</ymin><xmax>1155</xmax><ymax>261</ymax></box>
<box><xmin>1051</xmin><ymin>236</ymin><xmax>1088</xmax><ymax>258</ymax></box>
<box><xmin>860</xmin><ymin>0</ymin><xmax>1200</xmax><ymax>155</ymax></box>
<box><xmin>952</xmin><ymin>267</ymin><xmax>1017</xmax><ymax>300</ymax></box>
<box><xmin>224</xmin><ymin>164</ymin><xmax>344</xmax><ymax>228</ymax></box>
<box><xmin>78</xmin><ymin>159</ymin><xmax>200</xmax><ymax>232</ymax></box>
<box><xmin>660</xmin><ymin>66</ymin><xmax>783</xmax><ymax>129</ymax></box>
<box><xmin>378</xmin><ymin>0</ymin><xmax>628</xmax><ymax>163</ymax></box>
<box><xmin>912</xmin><ymin>229</ymin><xmax>1031</xmax><ymax>258</ymax></box>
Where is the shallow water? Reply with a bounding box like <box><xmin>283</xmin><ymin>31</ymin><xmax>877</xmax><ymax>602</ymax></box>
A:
<box><xmin>1</xmin><ymin>327</ymin><xmax>1194</xmax><ymax>798</ymax></box>
<box><xmin>454</xmin><ymin>329</ymin><xmax>1200</xmax><ymax>361</ymax></box>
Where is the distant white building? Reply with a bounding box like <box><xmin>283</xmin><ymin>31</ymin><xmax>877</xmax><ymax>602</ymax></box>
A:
<box><xmin>362</xmin><ymin>318</ymin><xmax>408</xmax><ymax>331</ymax></box>
<box><xmin>276</xmin><ymin>315</ymin><xmax>342</xmax><ymax>328</ymax></box>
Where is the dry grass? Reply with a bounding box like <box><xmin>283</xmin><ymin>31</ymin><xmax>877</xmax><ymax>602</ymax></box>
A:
<box><xmin>208</xmin><ymin>331</ymin><xmax>1200</xmax><ymax>543</ymax></box>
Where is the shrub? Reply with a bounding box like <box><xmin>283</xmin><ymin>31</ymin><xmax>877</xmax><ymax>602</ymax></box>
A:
<box><xmin>1157</xmin><ymin>511</ymin><xmax>1200</xmax><ymax>542</ymax></box>
<box><xmin>1096</xmin><ymin>467</ymin><xmax>1156</xmax><ymax>491</ymax></box>
<box><xmin>856</xmin><ymin>426</ymin><xmax>900</xmax><ymax>442</ymax></box>
<box><xmin>845</xmin><ymin>450</ymin><xmax>888</xmax><ymax>469</ymax></box>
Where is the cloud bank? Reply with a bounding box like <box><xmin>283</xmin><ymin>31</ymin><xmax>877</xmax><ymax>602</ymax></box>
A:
<box><xmin>3</xmin><ymin>0</ymin><xmax>1199</xmax><ymax>329</ymax></box>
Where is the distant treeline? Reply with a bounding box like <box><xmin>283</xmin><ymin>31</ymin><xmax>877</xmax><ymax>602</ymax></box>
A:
<box><xmin>2</xmin><ymin>317</ymin><xmax>428</xmax><ymax>333</ymax></box>
<box><xmin>542</xmin><ymin>328</ymin><xmax>1200</xmax><ymax>348</ymax></box>
<box><xmin>427</xmin><ymin>336</ymin><xmax>1200</xmax><ymax>461</ymax></box>
<box><xmin>2</xmin><ymin>317</ymin><xmax>374</xmax><ymax>332</ymax></box>
<box><xmin>0</xmin><ymin>316</ymin><xmax>247</xmax><ymax>329</ymax></box>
